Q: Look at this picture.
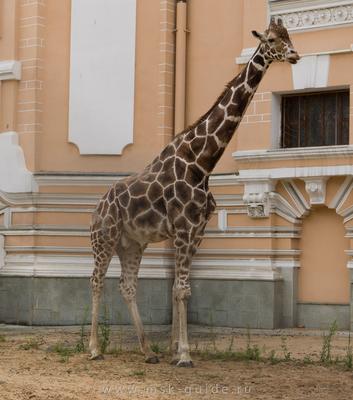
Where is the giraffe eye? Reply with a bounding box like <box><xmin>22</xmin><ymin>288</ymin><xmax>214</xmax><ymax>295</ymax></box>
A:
<box><xmin>268</xmin><ymin>38</ymin><xmax>275</xmax><ymax>43</ymax></box>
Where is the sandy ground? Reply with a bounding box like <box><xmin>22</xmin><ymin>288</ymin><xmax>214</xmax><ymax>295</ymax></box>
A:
<box><xmin>1</xmin><ymin>325</ymin><xmax>353</xmax><ymax>400</ymax></box>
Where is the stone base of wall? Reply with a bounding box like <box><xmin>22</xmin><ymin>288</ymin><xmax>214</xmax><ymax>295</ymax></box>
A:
<box><xmin>0</xmin><ymin>277</ymin><xmax>283</xmax><ymax>328</ymax></box>
<box><xmin>297</xmin><ymin>303</ymin><xmax>350</xmax><ymax>330</ymax></box>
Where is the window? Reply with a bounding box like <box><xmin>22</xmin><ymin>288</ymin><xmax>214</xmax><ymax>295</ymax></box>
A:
<box><xmin>281</xmin><ymin>90</ymin><xmax>349</xmax><ymax>148</ymax></box>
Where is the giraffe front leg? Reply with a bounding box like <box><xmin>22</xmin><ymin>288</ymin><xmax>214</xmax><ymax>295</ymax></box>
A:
<box><xmin>170</xmin><ymin>283</ymin><xmax>180</xmax><ymax>364</ymax></box>
<box><xmin>174</xmin><ymin>283</ymin><xmax>193</xmax><ymax>367</ymax></box>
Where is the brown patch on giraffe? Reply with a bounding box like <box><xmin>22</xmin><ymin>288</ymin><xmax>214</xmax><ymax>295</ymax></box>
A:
<box><xmin>184</xmin><ymin>201</ymin><xmax>201</xmax><ymax>224</ymax></box>
<box><xmin>136</xmin><ymin>209</ymin><xmax>160</xmax><ymax>229</ymax></box>
<box><xmin>216</xmin><ymin>119</ymin><xmax>236</xmax><ymax>143</ymax></box>
<box><xmin>167</xmin><ymin>198</ymin><xmax>183</xmax><ymax>221</ymax></box>
<box><xmin>151</xmin><ymin>160</ymin><xmax>163</xmax><ymax>173</ymax></box>
<box><xmin>247</xmin><ymin>62</ymin><xmax>263</xmax><ymax>87</ymax></box>
<box><xmin>164</xmin><ymin>184</ymin><xmax>175</xmax><ymax>200</ymax></box>
<box><xmin>157</xmin><ymin>166</ymin><xmax>176</xmax><ymax>186</ymax></box>
<box><xmin>129</xmin><ymin>197</ymin><xmax>150</xmax><ymax>218</ymax></box>
<box><xmin>177</xmin><ymin>142</ymin><xmax>196</xmax><ymax>163</ymax></box>
<box><xmin>109</xmin><ymin>204</ymin><xmax>118</xmax><ymax>221</ymax></box>
<box><xmin>220</xmin><ymin>88</ymin><xmax>232</xmax><ymax>106</ymax></box>
<box><xmin>130</xmin><ymin>181</ymin><xmax>148</xmax><ymax>197</ymax></box>
<box><xmin>175</xmin><ymin>181</ymin><xmax>192</xmax><ymax>204</ymax></box>
<box><xmin>227</xmin><ymin>103</ymin><xmax>238</xmax><ymax>116</ymax></box>
<box><xmin>159</xmin><ymin>144</ymin><xmax>175</xmax><ymax>161</ymax></box>
<box><xmin>175</xmin><ymin>158</ymin><xmax>187</xmax><ymax>180</ymax></box>
<box><xmin>190</xmin><ymin>137</ymin><xmax>206</xmax><ymax>155</ymax></box>
<box><xmin>147</xmin><ymin>181</ymin><xmax>163</xmax><ymax>201</ymax></box>
<box><xmin>196</xmin><ymin>121</ymin><xmax>207</xmax><ymax>136</ymax></box>
<box><xmin>119</xmin><ymin>191</ymin><xmax>130</xmax><ymax>208</ymax></box>
<box><xmin>152</xmin><ymin>197</ymin><xmax>167</xmax><ymax>215</ymax></box>
<box><xmin>207</xmin><ymin>107</ymin><xmax>225</xmax><ymax>134</ymax></box>
<box><xmin>185</xmin><ymin>164</ymin><xmax>204</xmax><ymax>186</ymax></box>
<box><xmin>253</xmin><ymin>54</ymin><xmax>265</xmax><ymax>66</ymax></box>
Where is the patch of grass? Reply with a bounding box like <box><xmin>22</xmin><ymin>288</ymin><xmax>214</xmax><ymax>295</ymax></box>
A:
<box><xmin>75</xmin><ymin>306</ymin><xmax>89</xmax><ymax>353</ymax></box>
<box><xmin>150</xmin><ymin>342</ymin><xmax>162</xmax><ymax>354</ymax></box>
<box><xmin>130</xmin><ymin>370</ymin><xmax>145</xmax><ymax>377</ymax></box>
<box><xmin>50</xmin><ymin>343</ymin><xmax>76</xmax><ymax>362</ymax></box>
<box><xmin>280</xmin><ymin>336</ymin><xmax>291</xmax><ymax>361</ymax></box>
<box><xmin>269</xmin><ymin>349</ymin><xmax>280</xmax><ymax>365</ymax></box>
<box><xmin>0</xmin><ymin>335</ymin><xmax>6</xmax><ymax>342</ymax></box>
<box><xmin>344</xmin><ymin>332</ymin><xmax>353</xmax><ymax>370</ymax></box>
<box><xmin>245</xmin><ymin>326</ymin><xmax>262</xmax><ymax>361</ymax></box>
<box><xmin>19</xmin><ymin>337</ymin><xmax>42</xmax><ymax>350</ymax></box>
<box><xmin>99</xmin><ymin>304</ymin><xmax>111</xmax><ymax>355</ymax></box>
<box><xmin>303</xmin><ymin>355</ymin><xmax>314</xmax><ymax>365</ymax></box>
<box><xmin>320</xmin><ymin>321</ymin><xmax>337</xmax><ymax>364</ymax></box>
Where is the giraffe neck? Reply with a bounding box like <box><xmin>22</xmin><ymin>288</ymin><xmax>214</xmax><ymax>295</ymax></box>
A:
<box><xmin>183</xmin><ymin>44</ymin><xmax>271</xmax><ymax>175</ymax></box>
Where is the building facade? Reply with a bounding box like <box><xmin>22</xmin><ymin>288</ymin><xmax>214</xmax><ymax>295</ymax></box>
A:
<box><xmin>0</xmin><ymin>0</ymin><xmax>353</xmax><ymax>329</ymax></box>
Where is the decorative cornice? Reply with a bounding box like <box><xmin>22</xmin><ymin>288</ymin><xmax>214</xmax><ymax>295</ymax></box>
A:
<box><xmin>0</xmin><ymin>60</ymin><xmax>21</xmax><ymax>80</ymax></box>
<box><xmin>270</xmin><ymin>0</ymin><xmax>353</xmax><ymax>32</ymax></box>
<box><xmin>233</xmin><ymin>146</ymin><xmax>353</xmax><ymax>162</ymax></box>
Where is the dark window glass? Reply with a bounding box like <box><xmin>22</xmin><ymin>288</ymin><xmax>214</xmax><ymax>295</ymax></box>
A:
<box><xmin>281</xmin><ymin>90</ymin><xmax>349</xmax><ymax>148</ymax></box>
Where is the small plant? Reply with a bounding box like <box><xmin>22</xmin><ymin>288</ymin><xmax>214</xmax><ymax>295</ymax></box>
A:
<box><xmin>320</xmin><ymin>321</ymin><xmax>337</xmax><ymax>364</ymax></box>
<box><xmin>75</xmin><ymin>306</ymin><xmax>89</xmax><ymax>353</ymax></box>
<box><xmin>99</xmin><ymin>304</ymin><xmax>111</xmax><ymax>354</ymax></box>
<box><xmin>344</xmin><ymin>332</ymin><xmax>353</xmax><ymax>370</ymax></box>
<box><xmin>19</xmin><ymin>337</ymin><xmax>42</xmax><ymax>350</ymax></box>
<box><xmin>51</xmin><ymin>343</ymin><xmax>76</xmax><ymax>363</ymax></box>
<box><xmin>269</xmin><ymin>349</ymin><xmax>279</xmax><ymax>364</ymax></box>
<box><xmin>0</xmin><ymin>335</ymin><xmax>6</xmax><ymax>342</ymax></box>
<box><xmin>245</xmin><ymin>327</ymin><xmax>261</xmax><ymax>361</ymax></box>
<box><xmin>150</xmin><ymin>342</ymin><xmax>162</xmax><ymax>354</ymax></box>
<box><xmin>303</xmin><ymin>355</ymin><xmax>313</xmax><ymax>365</ymax></box>
<box><xmin>131</xmin><ymin>370</ymin><xmax>145</xmax><ymax>377</ymax></box>
<box><xmin>227</xmin><ymin>335</ymin><xmax>235</xmax><ymax>353</ymax></box>
<box><xmin>280</xmin><ymin>336</ymin><xmax>291</xmax><ymax>361</ymax></box>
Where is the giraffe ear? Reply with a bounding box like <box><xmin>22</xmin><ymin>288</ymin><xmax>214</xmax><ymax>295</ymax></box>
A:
<box><xmin>252</xmin><ymin>30</ymin><xmax>266</xmax><ymax>42</ymax></box>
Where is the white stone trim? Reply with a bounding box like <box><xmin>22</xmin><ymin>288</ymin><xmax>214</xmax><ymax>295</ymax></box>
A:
<box><xmin>303</xmin><ymin>177</ymin><xmax>328</xmax><ymax>205</ymax></box>
<box><xmin>217</xmin><ymin>209</ymin><xmax>227</xmax><ymax>231</ymax></box>
<box><xmin>0</xmin><ymin>252</ymin><xmax>295</xmax><ymax>280</ymax></box>
<box><xmin>0</xmin><ymin>235</ymin><xmax>4</xmax><ymax>268</ymax></box>
<box><xmin>282</xmin><ymin>181</ymin><xmax>310</xmax><ymax>217</ymax></box>
<box><xmin>329</xmin><ymin>176</ymin><xmax>353</xmax><ymax>210</ymax></box>
<box><xmin>0</xmin><ymin>132</ymin><xmax>36</xmax><ymax>193</ymax></box>
<box><xmin>269</xmin><ymin>0</ymin><xmax>353</xmax><ymax>32</ymax></box>
<box><xmin>0</xmin><ymin>60</ymin><xmax>21</xmax><ymax>80</ymax></box>
<box><xmin>233</xmin><ymin>146</ymin><xmax>353</xmax><ymax>162</ymax></box>
<box><xmin>237</xmin><ymin>165</ymin><xmax>353</xmax><ymax>181</ymax></box>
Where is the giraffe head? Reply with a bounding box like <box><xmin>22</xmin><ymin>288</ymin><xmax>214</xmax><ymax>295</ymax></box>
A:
<box><xmin>252</xmin><ymin>17</ymin><xmax>300</xmax><ymax>64</ymax></box>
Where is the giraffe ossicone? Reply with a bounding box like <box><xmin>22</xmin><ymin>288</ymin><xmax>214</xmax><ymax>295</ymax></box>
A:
<box><xmin>89</xmin><ymin>19</ymin><xmax>300</xmax><ymax>366</ymax></box>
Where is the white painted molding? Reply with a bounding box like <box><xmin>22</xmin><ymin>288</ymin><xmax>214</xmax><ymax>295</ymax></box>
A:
<box><xmin>0</xmin><ymin>253</ymin><xmax>292</xmax><ymax>280</ymax></box>
<box><xmin>68</xmin><ymin>0</ymin><xmax>136</xmax><ymax>155</ymax></box>
<box><xmin>303</xmin><ymin>177</ymin><xmax>328</xmax><ymax>205</ymax></box>
<box><xmin>233</xmin><ymin>145</ymin><xmax>353</xmax><ymax>162</ymax></box>
<box><xmin>291</xmin><ymin>55</ymin><xmax>330</xmax><ymax>90</ymax></box>
<box><xmin>0</xmin><ymin>60</ymin><xmax>21</xmax><ymax>80</ymax></box>
<box><xmin>243</xmin><ymin>180</ymin><xmax>276</xmax><ymax>218</ymax></box>
<box><xmin>0</xmin><ymin>235</ymin><xmax>4</xmax><ymax>268</ymax></box>
<box><xmin>0</xmin><ymin>132</ymin><xmax>36</xmax><ymax>193</ymax></box>
<box><xmin>217</xmin><ymin>209</ymin><xmax>227</xmax><ymax>231</ymax></box>
<box><xmin>329</xmin><ymin>176</ymin><xmax>353</xmax><ymax>211</ymax></box>
<box><xmin>237</xmin><ymin>165</ymin><xmax>353</xmax><ymax>181</ymax></box>
<box><xmin>270</xmin><ymin>0</ymin><xmax>353</xmax><ymax>32</ymax></box>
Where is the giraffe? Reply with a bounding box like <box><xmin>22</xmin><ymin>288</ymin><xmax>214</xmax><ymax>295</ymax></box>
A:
<box><xmin>89</xmin><ymin>18</ymin><xmax>300</xmax><ymax>366</ymax></box>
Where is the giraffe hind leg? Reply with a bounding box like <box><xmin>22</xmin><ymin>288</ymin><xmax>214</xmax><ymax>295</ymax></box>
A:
<box><xmin>117</xmin><ymin>237</ymin><xmax>159</xmax><ymax>363</ymax></box>
<box><xmin>89</xmin><ymin>208</ymin><xmax>120</xmax><ymax>360</ymax></box>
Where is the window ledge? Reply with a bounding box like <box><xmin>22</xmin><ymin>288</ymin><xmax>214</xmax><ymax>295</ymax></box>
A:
<box><xmin>233</xmin><ymin>145</ymin><xmax>353</xmax><ymax>162</ymax></box>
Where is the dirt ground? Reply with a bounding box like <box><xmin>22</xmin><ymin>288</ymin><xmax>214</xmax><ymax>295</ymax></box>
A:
<box><xmin>1</xmin><ymin>325</ymin><xmax>353</xmax><ymax>400</ymax></box>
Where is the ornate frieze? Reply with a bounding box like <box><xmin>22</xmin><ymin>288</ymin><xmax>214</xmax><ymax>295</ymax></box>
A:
<box><xmin>270</xmin><ymin>1</ymin><xmax>353</xmax><ymax>31</ymax></box>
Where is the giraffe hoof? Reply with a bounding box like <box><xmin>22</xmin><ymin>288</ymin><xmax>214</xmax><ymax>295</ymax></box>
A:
<box><xmin>145</xmin><ymin>355</ymin><xmax>159</xmax><ymax>364</ymax></box>
<box><xmin>89</xmin><ymin>353</ymin><xmax>104</xmax><ymax>361</ymax></box>
<box><xmin>170</xmin><ymin>357</ymin><xmax>180</xmax><ymax>365</ymax></box>
<box><xmin>176</xmin><ymin>360</ymin><xmax>194</xmax><ymax>368</ymax></box>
